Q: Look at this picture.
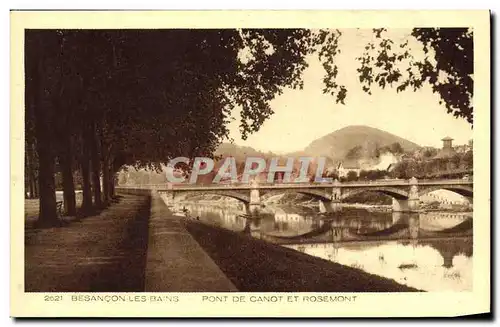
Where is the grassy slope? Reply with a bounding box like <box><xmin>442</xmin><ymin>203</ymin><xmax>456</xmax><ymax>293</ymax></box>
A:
<box><xmin>186</xmin><ymin>220</ymin><xmax>420</xmax><ymax>292</ymax></box>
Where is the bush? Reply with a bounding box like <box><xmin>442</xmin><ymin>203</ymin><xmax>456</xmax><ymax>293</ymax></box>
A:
<box><xmin>346</xmin><ymin>171</ymin><xmax>358</xmax><ymax>181</ymax></box>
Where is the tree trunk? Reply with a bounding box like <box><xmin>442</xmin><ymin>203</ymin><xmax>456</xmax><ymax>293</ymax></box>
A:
<box><xmin>59</xmin><ymin>139</ymin><xmax>76</xmax><ymax>216</ymax></box>
<box><xmin>29</xmin><ymin>177</ymin><xmax>35</xmax><ymax>199</ymax></box>
<box><xmin>25</xmin><ymin>159</ymin><xmax>29</xmax><ymax>199</ymax></box>
<box><xmin>29</xmin><ymin>38</ymin><xmax>57</xmax><ymax>225</ymax></box>
<box><xmin>26</xmin><ymin>138</ymin><xmax>37</xmax><ymax>199</ymax></box>
<box><xmin>33</xmin><ymin>173</ymin><xmax>38</xmax><ymax>198</ymax></box>
<box><xmin>80</xmin><ymin>127</ymin><xmax>93</xmax><ymax>213</ymax></box>
<box><xmin>110</xmin><ymin>173</ymin><xmax>116</xmax><ymax>197</ymax></box>
<box><xmin>80</xmin><ymin>158</ymin><xmax>92</xmax><ymax>213</ymax></box>
<box><xmin>102</xmin><ymin>162</ymin><xmax>110</xmax><ymax>205</ymax></box>
<box><xmin>28</xmin><ymin>149</ymin><xmax>36</xmax><ymax>199</ymax></box>
<box><xmin>90</xmin><ymin>120</ymin><xmax>102</xmax><ymax>208</ymax></box>
<box><xmin>25</xmin><ymin>143</ymin><xmax>32</xmax><ymax>198</ymax></box>
<box><xmin>35</xmin><ymin>115</ymin><xmax>58</xmax><ymax>225</ymax></box>
<box><xmin>101</xmin><ymin>142</ymin><xmax>111</xmax><ymax>205</ymax></box>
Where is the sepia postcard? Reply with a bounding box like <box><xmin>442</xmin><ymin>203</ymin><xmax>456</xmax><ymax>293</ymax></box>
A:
<box><xmin>10</xmin><ymin>10</ymin><xmax>490</xmax><ymax>317</ymax></box>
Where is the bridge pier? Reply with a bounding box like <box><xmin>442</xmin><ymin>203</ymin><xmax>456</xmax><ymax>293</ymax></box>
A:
<box><xmin>392</xmin><ymin>211</ymin><xmax>403</xmax><ymax>224</ymax></box>
<box><xmin>159</xmin><ymin>191</ymin><xmax>175</xmax><ymax>208</ymax></box>
<box><xmin>331</xmin><ymin>182</ymin><xmax>342</xmax><ymax>201</ymax></box>
<box><xmin>392</xmin><ymin>198</ymin><xmax>409</xmax><ymax>212</ymax></box>
<box><xmin>466</xmin><ymin>196</ymin><xmax>473</xmax><ymax>210</ymax></box>
<box><xmin>331</xmin><ymin>227</ymin><xmax>343</xmax><ymax>242</ymax></box>
<box><xmin>391</xmin><ymin>198</ymin><xmax>419</xmax><ymax>212</ymax></box>
<box><xmin>245</xmin><ymin>203</ymin><xmax>261</xmax><ymax>215</ymax></box>
<box><xmin>319</xmin><ymin>200</ymin><xmax>342</xmax><ymax>213</ymax></box>
<box><xmin>392</xmin><ymin>177</ymin><xmax>420</xmax><ymax>212</ymax></box>
<box><xmin>408</xmin><ymin>214</ymin><xmax>420</xmax><ymax>239</ymax></box>
<box><xmin>245</xmin><ymin>182</ymin><xmax>261</xmax><ymax>215</ymax></box>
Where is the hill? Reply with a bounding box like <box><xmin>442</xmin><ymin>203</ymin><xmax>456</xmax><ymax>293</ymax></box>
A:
<box><xmin>215</xmin><ymin>126</ymin><xmax>421</xmax><ymax>164</ymax></box>
<box><xmin>215</xmin><ymin>143</ymin><xmax>277</xmax><ymax>162</ymax></box>
<box><xmin>303</xmin><ymin>125</ymin><xmax>421</xmax><ymax>161</ymax></box>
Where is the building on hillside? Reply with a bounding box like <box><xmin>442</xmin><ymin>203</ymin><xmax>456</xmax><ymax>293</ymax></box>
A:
<box><xmin>337</xmin><ymin>161</ymin><xmax>361</xmax><ymax>178</ymax></box>
<box><xmin>454</xmin><ymin>139</ymin><xmax>473</xmax><ymax>154</ymax></box>
<box><xmin>363</xmin><ymin>152</ymin><xmax>400</xmax><ymax>171</ymax></box>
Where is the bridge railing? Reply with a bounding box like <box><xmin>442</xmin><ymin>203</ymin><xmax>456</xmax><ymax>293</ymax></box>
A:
<box><xmin>341</xmin><ymin>179</ymin><xmax>408</xmax><ymax>185</ymax></box>
<box><xmin>116</xmin><ymin>184</ymin><xmax>165</xmax><ymax>189</ymax></box>
<box><xmin>115</xmin><ymin>177</ymin><xmax>472</xmax><ymax>191</ymax></box>
<box><xmin>417</xmin><ymin>178</ymin><xmax>472</xmax><ymax>185</ymax></box>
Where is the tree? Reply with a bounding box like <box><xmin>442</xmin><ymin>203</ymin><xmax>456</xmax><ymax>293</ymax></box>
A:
<box><xmin>360</xmin><ymin>28</ymin><xmax>473</xmax><ymax>124</ymax></box>
<box><xmin>326</xmin><ymin>171</ymin><xmax>339</xmax><ymax>181</ymax></box>
<box><xmin>25</xmin><ymin>134</ymin><xmax>38</xmax><ymax>199</ymax></box>
<box><xmin>317</xmin><ymin>28</ymin><xmax>473</xmax><ymax>125</ymax></box>
<box><xmin>359</xmin><ymin>170</ymin><xmax>369</xmax><ymax>180</ymax></box>
<box><xmin>25</xmin><ymin>29</ymin><xmax>318</xmax><ymax>225</ymax></box>
<box><xmin>346</xmin><ymin>171</ymin><xmax>358</xmax><ymax>182</ymax></box>
<box><xmin>462</xmin><ymin>150</ymin><xmax>473</xmax><ymax>169</ymax></box>
<box><xmin>391</xmin><ymin>161</ymin><xmax>409</xmax><ymax>179</ymax></box>
<box><xmin>345</xmin><ymin>146</ymin><xmax>363</xmax><ymax>160</ymax></box>
<box><xmin>25</xmin><ymin>31</ymin><xmax>60</xmax><ymax>225</ymax></box>
<box><xmin>390</xmin><ymin>142</ymin><xmax>404</xmax><ymax>154</ymax></box>
<box><xmin>450</xmin><ymin>153</ymin><xmax>462</xmax><ymax>170</ymax></box>
<box><xmin>422</xmin><ymin>147</ymin><xmax>438</xmax><ymax>158</ymax></box>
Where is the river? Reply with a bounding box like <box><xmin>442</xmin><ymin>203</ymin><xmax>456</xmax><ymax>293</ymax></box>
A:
<box><xmin>172</xmin><ymin>198</ymin><xmax>473</xmax><ymax>292</ymax></box>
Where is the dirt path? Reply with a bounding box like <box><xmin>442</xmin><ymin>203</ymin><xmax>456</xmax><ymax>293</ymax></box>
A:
<box><xmin>25</xmin><ymin>194</ymin><xmax>150</xmax><ymax>292</ymax></box>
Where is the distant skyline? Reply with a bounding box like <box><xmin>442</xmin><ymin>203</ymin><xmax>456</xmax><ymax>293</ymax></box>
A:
<box><xmin>227</xmin><ymin>29</ymin><xmax>473</xmax><ymax>153</ymax></box>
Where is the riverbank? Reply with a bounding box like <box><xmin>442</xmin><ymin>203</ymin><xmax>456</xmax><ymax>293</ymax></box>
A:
<box><xmin>300</xmin><ymin>202</ymin><xmax>472</xmax><ymax>214</ymax></box>
<box><xmin>25</xmin><ymin>194</ymin><xmax>150</xmax><ymax>292</ymax></box>
<box><xmin>185</xmin><ymin>220</ymin><xmax>420</xmax><ymax>292</ymax></box>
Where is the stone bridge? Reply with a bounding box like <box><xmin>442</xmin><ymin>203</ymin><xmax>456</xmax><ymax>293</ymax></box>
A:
<box><xmin>153</xmin><ymin>177</ymin><xmax>473</xmax><ymax>214</ymax></box>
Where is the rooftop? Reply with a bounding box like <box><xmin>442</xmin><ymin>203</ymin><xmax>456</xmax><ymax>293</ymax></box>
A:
<box><xmin>338</xmin><ymin>160</ymin><xmax>360</xmax><ymax>169</ymax></box>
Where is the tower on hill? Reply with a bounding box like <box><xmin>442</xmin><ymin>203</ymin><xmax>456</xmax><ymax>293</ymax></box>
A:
<box><xmin>434</xmin><ymin>136</ymin><xmax>456</xmax><ymax>159</ymax></box>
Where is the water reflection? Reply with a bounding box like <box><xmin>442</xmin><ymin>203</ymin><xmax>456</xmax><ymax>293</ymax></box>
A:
<box><xmin>287</xmin><ymin>238</ymin><xmax>472</xmax><ymax>292</ymax></box>
<box><xmin>173</xmin><ymin>200</ymin><xmax>472</xmax><ymax>292</ymax></box>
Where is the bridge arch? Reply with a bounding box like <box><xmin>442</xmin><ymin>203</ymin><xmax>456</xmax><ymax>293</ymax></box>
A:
<box><xmin>174</xmin><ymin>190</ymin><xmax>250</xmax><ymax>204</ymax></box>
<box><xmin>340</xmin><ymin>187</ymin><xmax>409</xmax><ymax>201</ymax></box>
<box><xmin>260</xmin><ymin>189</ymin><xmax>331</xmax><ymax>202</ymax></box>
<box><xmin>418</xmin><ymin>185</ymin><xmax>473</xmax><ymax>198</ymax></box>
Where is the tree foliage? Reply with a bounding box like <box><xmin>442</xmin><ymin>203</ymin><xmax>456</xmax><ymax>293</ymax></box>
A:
<box><xmin>359</xmin><ymin>169</ymin><xmax>388</xmax><ymax>180</ymax></box>
<box><xmin>345</xmin><ymin>145</ymin><xmax>363</xmax><ymax>160</ymax></box>
<box><xmin>389</xmin><ymin>150</ymin><xmax>473</xmax><ymax>179</ymax></box>
<box><xmin>314</xmin><ymin>28</ymin><xmax>473</xmax><ymax>124</ymax></box>
<box><xmin>354</xmin><ymin>28</ymin><xmax>473</xmax><ymax>124</ymax></box>
<box><xmin>25</xmin><ymin>29</ymin><xmax>320</xmax><ymax>223</ymax></box>
<box><xmin>346</xmin><ymin>171</ymin><xmax>359</xmax><ymax>182</ymax></box>
<box><xmin>25</xmin><ymin>27</ymin><xmax>474</xmax><ymax>224</ymax></box>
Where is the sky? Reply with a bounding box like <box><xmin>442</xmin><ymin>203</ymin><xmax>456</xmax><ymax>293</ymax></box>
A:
<box><xmin>227</xmin><ymin>29</ymin><xmax>473</xmax><ymax>154</ymax></box>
